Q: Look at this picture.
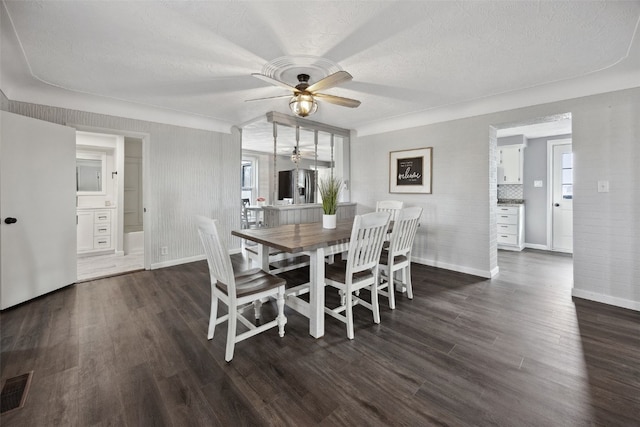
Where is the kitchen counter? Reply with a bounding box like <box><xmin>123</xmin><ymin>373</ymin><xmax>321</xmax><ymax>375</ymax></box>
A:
<box><xmin>262</xmin><ymin>202</ymin><xmax>356</xmax><ymax>227</ymax></box>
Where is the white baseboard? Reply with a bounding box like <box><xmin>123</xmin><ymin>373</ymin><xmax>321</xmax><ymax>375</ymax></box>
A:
<box><xmin>411</xmin><ymin>256</ymin><xmax>493</xmax><ymax>279</ymax></box>
<box><xmin>151</xmin><ymin>254</ymin><xmax>206</xmax><ymax>270</ymax></box>
<box><xmin>150</xmin><ymin>249</ymin><xmax>243</xmax><ymax>270</ymax></box>
<box><xmin>524</xmin><ymin>243</ymin><xmax>549</xmax><ymax>250</ymax></box>
<box><xmin>572</xmin><ymin>288</ymin><xmax>640</xmax><ymax>312</ymax></box>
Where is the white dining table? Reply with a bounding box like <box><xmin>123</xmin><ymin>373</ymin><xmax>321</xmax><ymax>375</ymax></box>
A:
<box><xmin>232</xmin><ymin>220</ymin><xmax>353</xmax><ymax>338</ymax></box>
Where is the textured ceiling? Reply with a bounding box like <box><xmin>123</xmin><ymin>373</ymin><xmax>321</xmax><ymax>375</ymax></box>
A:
<box><xmin>1</xmin><ymin>1</ymin><xmax>639</xmax><ymax>145</ymax></box>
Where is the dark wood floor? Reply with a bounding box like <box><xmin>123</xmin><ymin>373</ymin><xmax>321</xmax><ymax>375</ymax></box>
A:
<box><xmin>2</xmin><ymin>249</ymin><xmax>639</xmax><ymax>426</ymax></box>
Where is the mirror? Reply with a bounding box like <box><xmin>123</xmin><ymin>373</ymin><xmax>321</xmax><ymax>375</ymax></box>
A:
<box><xmin>76</xmin><ymin>151</ymin><xmax>106</xmax><ymax>194</ymax></box>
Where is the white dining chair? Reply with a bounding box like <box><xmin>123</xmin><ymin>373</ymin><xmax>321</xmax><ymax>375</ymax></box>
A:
<box><xmin>378</xmin><ymin>206</ymin><xmax>423</xmax><ymax>309</ymax></box>
<box><xmin>195</xmin><ymin>215</ymin><xmax>287</xmax><ymax>362</ymax></box>
<box><xmin>376</xmin><ymin>200</ymin><xmax>404</xmax><ymax>221</ymax></box>
<box><xmin>324</xmin><ymin>211</ymin><xmax>391</xmax><ymax>339</ymax></box>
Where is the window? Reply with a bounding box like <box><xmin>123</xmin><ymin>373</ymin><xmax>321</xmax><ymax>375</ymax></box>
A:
<box><xmin>561</xmin><ymin>152</ymin><xmax>573</xmax><ymax>199</ymax></box>
<box><xmin>241</xmin><ymin>159</ymin><xmax>255</xmax><ymax>202</ymax></box>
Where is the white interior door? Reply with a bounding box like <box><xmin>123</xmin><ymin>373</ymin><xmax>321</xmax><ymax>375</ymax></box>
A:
<box><xmin>1</xmin><ymin>111</ymin><xmax>77</xmax><ymax>309</ymax></box>
<box><xmin>551</xmin><ymin>142</ymin><xmax>573</xmax><ymax>253</ymax></box>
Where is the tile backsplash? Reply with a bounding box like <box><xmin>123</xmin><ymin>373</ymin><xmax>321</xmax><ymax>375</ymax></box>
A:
<box><xmin>498</xmin><ymin>184</ymin><xmax>523</xmax><ymax>200</ymax></box>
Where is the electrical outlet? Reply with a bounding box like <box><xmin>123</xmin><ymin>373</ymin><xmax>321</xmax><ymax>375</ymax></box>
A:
<box><xmin>161</xmin><ymin>246</ymin><xmax>168</xmax><ymax>255</ymax></box>
<box><xmin>597</xmin><ymin>180</ymin><xmax>609</xmax><ymax>193</ymax></box>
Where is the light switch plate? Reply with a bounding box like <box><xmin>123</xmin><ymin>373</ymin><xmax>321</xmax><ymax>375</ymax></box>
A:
<box><xmin>597</xmin><ymin>180</ymin><xmax>610</xmax><ymax>193</ymax></box>
<box><xmin>534</xmin><ymin>180</ymin><xmax>543</xmax><ymax>188</ymax></box>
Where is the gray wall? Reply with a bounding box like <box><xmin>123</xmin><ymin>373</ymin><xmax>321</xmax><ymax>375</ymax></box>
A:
<box><xmin>523</xmin><ymin>134</ymin><xmax>572</xmax><ymax>247</ymax></box>
<box><xmin>352</xmin><ymin>116</ymin><xmax>497</xmax><ymax>278</ymax></box>
<box><xmin>497</xmin><ymin>135</ymin><xmax>527</xmax><ymax>147</ymax></box>
<box><xmin>3</xmin><ymin>99</ymin><xmax>238</xmax><ymax>268</ymax></box>
<box><xmin>352</xmin><ymin>87</ymin><xmax>640</xmax><ymax>310</ymax></box>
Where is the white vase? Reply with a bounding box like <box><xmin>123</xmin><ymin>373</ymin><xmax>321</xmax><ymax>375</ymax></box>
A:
<box><xmin>322</xmin><ymin>214</ymin><xmax>337</xmax><ymax>229</ymax></box>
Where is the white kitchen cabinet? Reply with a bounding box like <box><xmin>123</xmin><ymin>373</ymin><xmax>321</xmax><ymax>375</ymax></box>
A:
<box><xmin>497</xmin><ymin>205</ymin><xmax>524</xmax><ymax>251</ymax></box>
<box><xmin>77</xmin><ymin>208</ymin><xmax>114</xmax><ymax>254</ymax></box>
<box><xmin>498</xmin><ymin>145</ymin><xmax>524</xmax><ymax>184</ymax></box>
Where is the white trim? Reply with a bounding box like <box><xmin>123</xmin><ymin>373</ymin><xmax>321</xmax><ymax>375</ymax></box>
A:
<box><xmin>490</xmin><ymin>266</ymin><xmax>500</xmax><ymax>278</ymax></box>
<box><xmin>151</xmin><ymin>254</ymin><xmax>206</xmax><ymax>270</ymax></box>
<box><xmin>524</xmin><ymin>243</ymin><xmax>549</xmax><ymax>251</ymax></box>
<box><xmin>572</xmin><ymin>289</ymin><xmax>640</xmax><ymax>312</ymax></box>
<box><xmin>547</xmin><ymin>138</ymin><xmax>572</xmax><ymax>252</ymax></box>
<box><xmin>411</xmin><ymin>256</ymin><xmax>493</xmax><ymax>279</ymax></box>
<box><xmin>151</xmin><ymin>249</ymin><xmax>242</xmax><ymax>269</ymax></box>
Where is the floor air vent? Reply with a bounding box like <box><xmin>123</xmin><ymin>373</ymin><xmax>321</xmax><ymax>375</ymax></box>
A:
<box><xmin>1</xmin><ymin>371</ymin><xmax>33</xmax><ymax>414</ymax></box>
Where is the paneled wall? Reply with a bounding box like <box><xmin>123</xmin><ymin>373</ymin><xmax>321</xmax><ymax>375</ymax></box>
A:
<box><xmin>352</xmin><ymin>87</ymin><xmax>640</xmax><ymax>310</ymax></box>
<box><xmin>4</xmin><ymin>99</ymin><xmax>238</xmax><ymax>268</ymax></box>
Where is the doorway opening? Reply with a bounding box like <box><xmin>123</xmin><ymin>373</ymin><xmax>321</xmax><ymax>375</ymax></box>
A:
<box><xmin>75</xmin><ymin>129</ymin><xmax>147</xmax><ymax>282</ymax></box>
<box><xmin>492</xmin><ymin>113</ymin><xmax>574</xmax><ymax>278</ymax></box>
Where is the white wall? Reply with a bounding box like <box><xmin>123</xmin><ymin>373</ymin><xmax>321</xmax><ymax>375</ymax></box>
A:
<box><xmin>5</xmin><ymin>99</ymin><xmax>238</xmax><ymax>269</ymax></box>
<box><xmin>352</xmin><ymin>87</ymin><xmax>640</xmax><ymax>310</ymax></box>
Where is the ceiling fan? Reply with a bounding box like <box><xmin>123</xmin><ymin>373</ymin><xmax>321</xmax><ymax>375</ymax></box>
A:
<box><xmin>248</xmin><ymin>71</ymin><xmax>361</xmax><ymax>117</ymax></box>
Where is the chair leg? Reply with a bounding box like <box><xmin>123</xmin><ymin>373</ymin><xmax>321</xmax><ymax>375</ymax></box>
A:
<box><xmin>371</xmin><ymin>282</ymin><xmax>380</xmax><ymax>324</ymax></box>
<box><xmin>208</xmin><ymin>292</ymin><xmax>218</xmax><ymax>340</ymax></box>
<box><xmin>225</xmin><ymin>305</ymin><xmax>237</xmax><ymax>362</ymax></box>
<box><xmin>253</xmin><ymin>299</ymin><xmax>262</xmax><ymax>321</ymax></box>
<box><xmin>405</xmin><ymin>265</ymin><xmax>413</xmax><ymax>299</ymax></box>
<box><xmin>346</xmin><ymin>291</ymin><xmax>355</xmax><ymax>340</ymax></box>
<box><xmin>380</xmin><ymin>266</ymin><xmax>396</xmax><ymax>310</ymax></box>
<box><xmin>276</xmin><ymin>287</ymin><xmax>287</xmax><ymax>338</ymax></box>
<box><xmin>387</xmin><ymin>267</ymin><xmax>396</xmax><ymax>310</ymax></box>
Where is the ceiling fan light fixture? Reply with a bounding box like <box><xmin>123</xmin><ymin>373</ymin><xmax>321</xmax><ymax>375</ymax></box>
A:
<box><xmin>289</xmin><ymin>93</ymin><xmax>318</xmax><ymax>117</ymax></box>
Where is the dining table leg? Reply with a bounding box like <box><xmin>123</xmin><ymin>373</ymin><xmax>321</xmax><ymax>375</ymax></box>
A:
<box><xmin>309</xmin><ymin>247</ymin><xmax>325</xmax><ymax>338</ymax></box>
<box><xmin>258</xmin><ymin>243</ymin><xmax>269</xmax><ymax>273</ymax></box>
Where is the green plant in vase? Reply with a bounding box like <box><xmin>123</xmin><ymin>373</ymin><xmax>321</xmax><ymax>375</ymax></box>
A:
<box><xmin>319</xmin><ymin>176</ymin><xmax>342</xmax><ymax>228</ymax></box>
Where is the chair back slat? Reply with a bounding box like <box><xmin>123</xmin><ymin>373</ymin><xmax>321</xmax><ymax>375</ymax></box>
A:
<box><xmin>347</xmin><ymin>212</ymin><xmax>390</xmax><ymax>274</ymax></box>
<box><xmin>195</xmin><ymin>216</ymin><xmax>236</xmax><ymax>294</ymax></box>
<box><xmin>376</xmin><ymin>200</ymin><xmax>404</xmax><ymax>221</ymax></box>
<box><xmin>390</xmin><ymin>207</ymin><xmax>423</xmax><ymax>256</ymax></box>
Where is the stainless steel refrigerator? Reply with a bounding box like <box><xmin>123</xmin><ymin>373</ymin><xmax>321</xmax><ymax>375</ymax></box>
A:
<box><xmin>278</xmin><ymin>169</ymin><xmax>316</xmax><ymax>204</ymax></box>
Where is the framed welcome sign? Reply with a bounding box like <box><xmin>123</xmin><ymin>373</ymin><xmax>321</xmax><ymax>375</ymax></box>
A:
<box><xmin>389</xmin><ymin>147</ymin><xmax>432</xmax><ymax>194</ymax></box>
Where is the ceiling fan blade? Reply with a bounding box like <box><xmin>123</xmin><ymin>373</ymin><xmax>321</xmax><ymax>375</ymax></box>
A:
<box><xmin>306</xmin><ymin>71</ymin><xmax>353</xmax><ymax>93</ymax></box>
<box><xmin>245</xmin><ymin>94</ymin><xmax>292</xmax><ymax>102</ymax></box>
<box><xmin>314</xmin><ymin>93</ymin><xmax>361</xmax><ymax>108</ymax></box>
<box><xmin>251</xmin><ymin>73</ymin><xmax>299</xmax><ymax>92</ymax></box>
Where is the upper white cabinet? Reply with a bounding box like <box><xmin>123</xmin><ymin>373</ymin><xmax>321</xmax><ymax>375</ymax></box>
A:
<box><xmin>498</xmin><ymin>145</ymin><xmax>525</xmax><ymax>184</ymax></box>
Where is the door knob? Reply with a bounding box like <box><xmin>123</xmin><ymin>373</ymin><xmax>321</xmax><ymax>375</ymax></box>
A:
<box><xmin>4</xmin><ymin>217</ymin><xmax>17</xmax><ymax>224</ymax></box>
<box><xmin>554</xmin><ymin>203</ymin><xmax>560</xmax><ymax>207</ymax></box>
